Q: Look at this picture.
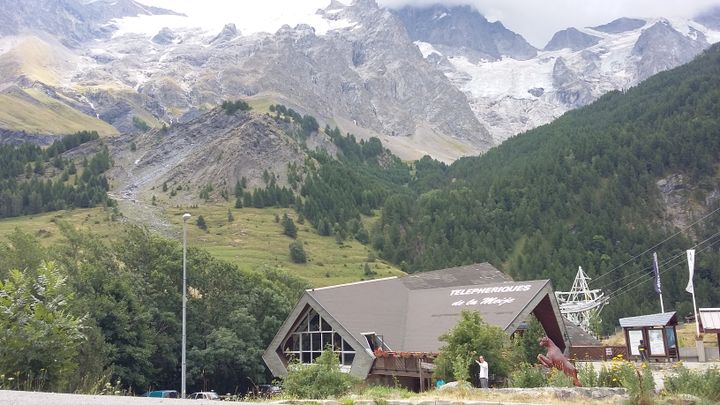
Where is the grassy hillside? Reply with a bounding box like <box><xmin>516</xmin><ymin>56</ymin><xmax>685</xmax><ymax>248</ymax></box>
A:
<box><xmin>0</xmin><ymin>36</ymin><xmax>119</xmax><ymax>136</ymax></box>
<box><xmin>0</xmin><ymin>207</ymin><xmax>120</xmax><ymax>244</ymax></box>
<box><xmin>0</xmin><ymin>89</ymin><xmax>119</xmax><ymax>136</ymax></box>
<box><xmin>0</xmin><ymin>36</ymin><xmax>73</xmax><ymax>86</ymax></box>
<box><xmin>167</xmin><ymin>204</ymin><xmax>403</xmax><ymax>287</ymax></box>
<box><xmin>0</xmin><ymin>204</ymin><xmax>402</xmax><ymax>287</ymax></box>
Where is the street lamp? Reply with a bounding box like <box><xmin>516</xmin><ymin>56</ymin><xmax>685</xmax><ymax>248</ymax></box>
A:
<box><xmin>182</xmin><ymin>212</ymin><xmax>191</xmax><ymax>399</ymax></box>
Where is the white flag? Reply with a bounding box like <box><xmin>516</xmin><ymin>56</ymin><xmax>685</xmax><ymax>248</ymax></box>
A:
<box><xmin>652</xmin><ymin>252</ymin><xmax>662</xmax><ymax>294</ymax></box>
<box><xmin>686</xmin><ymin>249</ymin><xmax>695</xmax><ymax>294</ymax></box>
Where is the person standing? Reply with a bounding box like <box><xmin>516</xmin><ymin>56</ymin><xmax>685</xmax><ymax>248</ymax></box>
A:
<box><xmin>638</xmin><ymin>340</ymin><xmax>648</xmax><ymax>362</ymax></box>
<box><xmin>475</xmin><ymin>355</ymin><xmax>489</xmax><ymax>388</ymax></box>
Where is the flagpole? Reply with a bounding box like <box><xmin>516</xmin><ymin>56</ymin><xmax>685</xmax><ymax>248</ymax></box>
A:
<box><xmin>653</xmin><ymin>252</ymin><xmax>665</xmax><ymax>313</ymax></box>
<box><xmin>660</xmin><ymin>291</ymin><xmax>665</xmax><ymax>314</ymax></box>
<box><xmin>686</xmin><ymin>249</ymin><xmax>700</xmax><ymax>338</ymax></box>
<box><xmin>691</xmin><ymin>285</ymin><xmax>700</xmax><ymax>337</ymax></box>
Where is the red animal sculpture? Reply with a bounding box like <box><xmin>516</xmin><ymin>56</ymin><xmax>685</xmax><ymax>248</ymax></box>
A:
<box><xmin>537</xmin><ymin>336</ymin><xmax>582</xmax><ymax>387</ymax></box>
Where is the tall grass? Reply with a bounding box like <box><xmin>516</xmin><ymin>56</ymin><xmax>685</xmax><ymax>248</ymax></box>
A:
<box><xmin>664</xmin><ymin>366</ymin><xmax>720</xmax><ymax>403</ymax></box>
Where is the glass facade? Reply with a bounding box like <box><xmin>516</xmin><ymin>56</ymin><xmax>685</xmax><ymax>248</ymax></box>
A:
<box><xmin>282</xmin><ymin>307</ymin><xmax>355</xmax><ymax>366</ymax></box>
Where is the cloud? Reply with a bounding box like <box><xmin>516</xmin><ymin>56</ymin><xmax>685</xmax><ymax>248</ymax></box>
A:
<box><xmin>134</xmin><ymin>0</ymin><xmax>334</xmax><ymax>34</ymax></box>
<box><xmin>377</xmin><ymin>0</ymin><xmax>720</xmax><ymax>47</ymax></box>
<box><xmin>135</xmin><ymin>0</ymin><xmax>720</xmax><ymax>47</ymax></box>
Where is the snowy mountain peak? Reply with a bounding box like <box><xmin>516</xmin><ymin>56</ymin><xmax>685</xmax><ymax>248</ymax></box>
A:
<box><xmin>412</xmin><ymin>12</ymin><xmax>720</xmax><ymax>143</ymax></box>
<box><xmin>632</xmin><ymin>19</ymin><xmax>709</xmax><ymax>81</ymax></box>
<box><xmin>544</xmin><ymin>27</ymin><xmax>601</xmax><ymax>51</ymax></box>
<box><xmin>591</xmin><ymin>17</ymin><xmax>646</xmax><ymax>34</ymax></box>
<box><xmin>210</xmin><ymin>23</ymin><xmax>239</xmax><ymax>44</ymax></box>
<box><xmin>392</xmin><ymin>4</ymin><xmax>537</xmax><ymax>61</ymax></box>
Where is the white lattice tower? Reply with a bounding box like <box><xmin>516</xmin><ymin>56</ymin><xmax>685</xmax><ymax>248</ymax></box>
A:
<box><xmin>555</xmin><ymin>266</ymin><xmax>609</xmax><ymax>337</ymax></box>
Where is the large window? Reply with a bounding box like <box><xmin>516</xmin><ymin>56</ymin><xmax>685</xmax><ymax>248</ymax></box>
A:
<box><xmin>282</xmin><ymin>308</ymin><xmax>355</xmax><ymax>366</ymax></box>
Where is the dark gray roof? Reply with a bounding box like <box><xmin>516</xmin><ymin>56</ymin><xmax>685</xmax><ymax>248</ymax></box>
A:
<box><xmin>308</xmin><ymin>264</ymin><xmax>558</xmax><ymax>352</ymax></box>
<box><xmin>401</xmin><ymin>262</ymin><xmax>513</xmax><ymax>290</ymax></box>
<box><xmin>309</xmin><ymin>277</ymin><xmax>408</xmax><ymax>352</ymax></box>
<box><xmin>402</xmin><ymin>279</ymin><xmax>551</xmax><ymax>352</ymax></box>
<box><xmin>564</xmin><ymin>317</ymin><xmax>602</xmax><ymax>347</ymax></box>
<box><xmin>619</xmin><ymin>311</ymin><xmax>677</xmax><ymax>328</ymax></box>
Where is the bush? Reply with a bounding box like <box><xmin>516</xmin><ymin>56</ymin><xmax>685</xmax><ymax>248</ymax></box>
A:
<box><xmin>664</xmin><ymin>365</ymin><xmax>720</xmax><ymax>402</ymax></box>
<box><xmin>451</xmin><ymin>354</ymin><xmax>472</xmax><ymax>382</ymax></box>
<box><xmin>547</xmin><ymin>367</ymin><xmax>575</xmax><ymax>387</ymax></box>
<box><xmin>289</xmin><ymin>240</ymin><xmax>307</xmax><ymax>263</ymax></box>
<box><xmin>618</xmin><ymin>363</ymin><xmax>654</xmax><ymax>405</ymax></box>
<box><xmin>585</xmin><ymin>355</ymin><xmax>654</xmax><ymax>403</ymax></box>
<box><xmin>433</xmin><ymin>310</ymin><xmax>513</xmax><ymax>382</ymax></box>
<box><xmin>577</xmin><ymin>362</ymin><xmax>599</xmax><ymax>387</ymax></box>
<box><xmin>132</xmin><ymin>116</ymin><xmax>151</xmax><ymax>132</ymax></box>
<box><xmin>282</xmin><ymin>349</ymin><xmax>357</xmax><ymax>398</ymax></box>
<box><xmin>221</xmin><ymin>100</ymin><xmax>251</xmax><ymax>114</ymax></box>
<box><xmin>0</xmin><ymin>262</ymin><xmax>85</xmax><ymax>391</ymax></box>
<box><xmin>509</xmin><ymin>363</ymin><xmax>546</xmax><ymax>388</ymax></box>
<box><xmin>515</xmin><ymin>316</ymin><xmax>546</xmax><ymax>364</ymax></box>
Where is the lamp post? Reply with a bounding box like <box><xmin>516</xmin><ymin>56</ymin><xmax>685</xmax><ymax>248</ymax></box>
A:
<box><xmin>182</xmin><ymin>212</ymin><xmax>191</xmax><ymax>399</ymax></box>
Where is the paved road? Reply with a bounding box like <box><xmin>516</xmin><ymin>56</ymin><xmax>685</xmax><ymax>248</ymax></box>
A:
<box><xmin>0</xmin><ymin>391</ymin><xmax>254</xmax><ymax>405</ymax></box>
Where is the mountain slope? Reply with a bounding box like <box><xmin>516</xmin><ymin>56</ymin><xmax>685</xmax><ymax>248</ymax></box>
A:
<box><xmin>0</xmin><ymin>32</ymin><xmax>160</xmax><ymax>137</ymax></box>
<box><xmin>131</xmin><ymin>0</ymin><xmax>492</xmax><ymax>158</ymax></box>
<box><xmin>374</xmin><ymin>44</ymin><xmax>720</xmax><ymax>330</ymax></box>
<box><xmin>0</xmin><ymin>0</ymin><xmax>179</xmax><ymax>45</ymax></box>
<box><xmin>108</xmin><ymin>107</ymin><xmax>316</xmax><ymax>212</ymax></box>
<box><xmin>0</xmin><ymin>86</ymin><xmax>119</xmax><ymax>136</ymax></box>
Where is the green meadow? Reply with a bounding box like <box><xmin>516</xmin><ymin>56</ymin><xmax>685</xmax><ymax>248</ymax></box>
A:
<box><xmin>0</xmin><ymin>204</ymin><xmax>403</xmax><ymax>288</ymax></box>
<box><xmin>166</xmin><ymin>204</ymin><xmax>403</xmax><ymax>287</ymax></box>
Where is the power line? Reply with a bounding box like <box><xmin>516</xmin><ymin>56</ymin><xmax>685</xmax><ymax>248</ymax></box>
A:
<box><xmin>603</xmin><ymin>230</ymin><xmax>720</xmax><ymax>299</ymax></box>
<box><xmin>599</xmin><ymin>244</ymin><xmax>686</xmax><ymax>291</ymax></box>
<box><xmin>590</xmin><ymin>205</ymin><xmax>720</xmax><ymax>285</ymax></box>
<box><xmin>606</xmin><ymin>232</ymin><xmax>720</xmax><ymax>300</ymax></box>
<box><xmin>599</xmin><ymin>229</ymin><xmax>720</xmax><ymax>293</ymax></box>
<box><xmin>605</xmin><ymin>235</ymin><xmax>720</xmax><ymax>301</ymax></box>
<box><xmin>606</xmin><ymin>254</ymin><xmax>685</xmax><ymax>301</ymax></box>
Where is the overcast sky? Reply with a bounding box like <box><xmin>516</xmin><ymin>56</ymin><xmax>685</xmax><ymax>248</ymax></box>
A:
<box><xmin>136</xmin><ymin>0</ymin><xmax>720</xmax><ymax>47</ymax></box>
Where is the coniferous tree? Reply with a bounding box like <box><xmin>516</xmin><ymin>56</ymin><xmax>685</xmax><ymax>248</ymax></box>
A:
<box><xmin>282</xmin><ymin>213</ymin><xmax>297</xmax><ymax>238</ymax></box>
<box><xmin>289</xmin><ymin>240</ymin><xmax>307</xmax><ymax>263</ymax></box>
<box><xmin>196</xmin><ymin>215</ymin><xmax>207</xmax><ymax>231</ymax></box>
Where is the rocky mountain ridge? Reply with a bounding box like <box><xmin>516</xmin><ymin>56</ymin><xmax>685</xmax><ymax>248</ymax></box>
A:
<box><xmin>108</xmin><ymin>106</ymin><xmax>330</xmax><ymax>211</ymax></box>
<box><xmin>1</xmin><ymin>0</ymin><xmax>493</xmax><ymax>161</ymax></box>
<box><xmin>392</xmin><ymin>4</ymin><xmax>537</xmax><ymax>61</ymax></box>
<box><xmin>412</xmin><ymin>8</ymin><xmax>720</xmax><ymax>143</ymax></box>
